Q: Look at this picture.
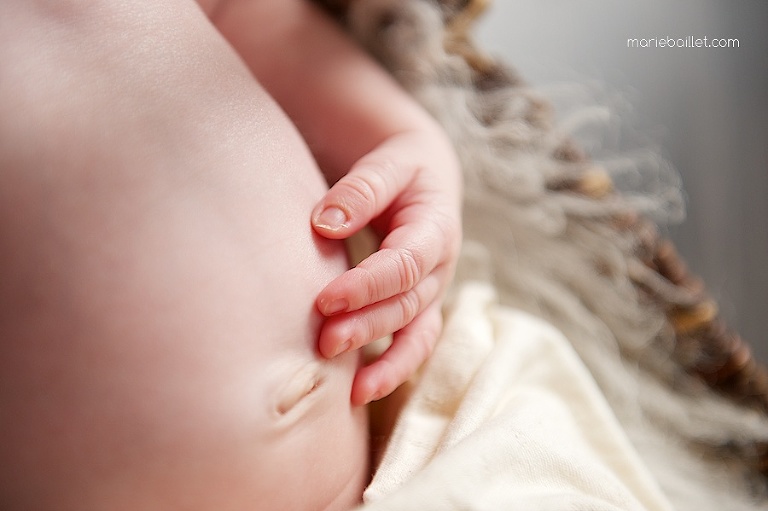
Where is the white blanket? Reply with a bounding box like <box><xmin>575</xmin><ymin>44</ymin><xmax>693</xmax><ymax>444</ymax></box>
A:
<box><xmin>357</xmin><ymin>281</ymin><xmax>674</xmax><ymax>511</ymax></box>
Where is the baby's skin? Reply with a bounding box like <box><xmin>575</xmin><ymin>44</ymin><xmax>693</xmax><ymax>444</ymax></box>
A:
<box><xmin>0</xmin><ymin>0</ymin><xmax>461</xmax><ymax>509</ymax></box>
<box><xmin>210</xmin><ymin>0</ymin><xmax>463</xmax><ymax>406</ymax></box>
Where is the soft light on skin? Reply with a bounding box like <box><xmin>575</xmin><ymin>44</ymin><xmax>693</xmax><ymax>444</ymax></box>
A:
<box><xmin>0</xmin><ymin>1</ymin><xmax>369</xmax><ymax>509</ymax></box>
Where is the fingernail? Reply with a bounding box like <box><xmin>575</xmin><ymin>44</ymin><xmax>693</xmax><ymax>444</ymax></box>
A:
<box><xmin>333</xmin><ymin>340</ymin><xmax>352</xmax><ymax>358</ymax></box>
<box><xmin>322</xmin><ymin>298</ymin><xmax>349</xmax><ymax>315</ymax></box>
<box><xmin>315</xmin><ymin>207</ymin><xmax>348</xmax><ymax>231</ymax></box>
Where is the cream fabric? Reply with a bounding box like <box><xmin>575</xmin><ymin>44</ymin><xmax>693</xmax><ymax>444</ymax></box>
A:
<box><xmin>357</xmin><ymin>281</ymin><xmax>674</xmax><ymax>511</ymax></box>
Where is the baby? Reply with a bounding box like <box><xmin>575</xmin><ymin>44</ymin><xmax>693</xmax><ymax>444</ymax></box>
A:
<box><xmin>0</xmin><ymin>0</ymin><xmax>461</xmax><ymax>510</ymax></box>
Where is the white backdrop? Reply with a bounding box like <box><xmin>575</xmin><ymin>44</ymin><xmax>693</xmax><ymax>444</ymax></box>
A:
<box><xmin>475</xmin><ymin>0</ymin><xmax>768</xmax><ymax>360</ymax></box>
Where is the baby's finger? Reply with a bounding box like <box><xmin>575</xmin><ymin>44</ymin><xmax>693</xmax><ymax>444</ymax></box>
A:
<box><xmin>311</xmin><ymin>138</ymin><xmax>418</xmax><ymax>239</ymax></box>
<box><xmin>317</xmin><ymin>220</ymin><xmax>446</xmax><ymax>316</ymax></box>
<box><xmin>351</xmin><ymin>304</ymin><xmax>443</xmax><ymax>406</ymax></box>
<box><xmin>318</xmin><ymin>271</ymin><xmax>443</xmax><ymax>359</ymax></box>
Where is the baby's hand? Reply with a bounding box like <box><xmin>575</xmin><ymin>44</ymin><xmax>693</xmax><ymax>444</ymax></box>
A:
<box><xmin>312</xmin><ymin>127</ymin><xmax>462</xmax><ymax>406</ymax></box>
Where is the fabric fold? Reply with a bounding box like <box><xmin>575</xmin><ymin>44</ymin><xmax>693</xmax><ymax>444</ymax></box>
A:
<box><xmin>358</xmin><ymin>281</ymin><xmax>674</xmax><ymax>511</ymax></box>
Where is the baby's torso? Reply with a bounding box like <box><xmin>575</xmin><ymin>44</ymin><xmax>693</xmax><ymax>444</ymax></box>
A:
<box><xmin>0</xmin><ymin>2</ymin><xmax>368</xmax><ymax>507</ymax></box>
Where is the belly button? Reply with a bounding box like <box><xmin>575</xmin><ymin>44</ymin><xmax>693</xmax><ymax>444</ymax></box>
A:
<box><xmin>274</xmin><ymin>362</ymin><xmax>326</xmax><ymax>416</ymax></box>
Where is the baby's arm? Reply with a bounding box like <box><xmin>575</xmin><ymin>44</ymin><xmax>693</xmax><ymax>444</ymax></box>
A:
<box><xmin>210</xmin><ymin>0</ymin><xmax>462</xmax><ymax>405</ymax></box>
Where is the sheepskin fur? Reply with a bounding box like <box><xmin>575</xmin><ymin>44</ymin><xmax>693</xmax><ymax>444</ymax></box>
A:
<box><xmin>316</xmin><ymin>0</ymin><xmax>768</xmax><ymax>508</ymax></box>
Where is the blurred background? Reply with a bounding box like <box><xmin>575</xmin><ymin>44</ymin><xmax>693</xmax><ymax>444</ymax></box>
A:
<box><xmin>475</xmin><ymin>0</ymin><xmax>768</xmax><ymax>360</ymax></box>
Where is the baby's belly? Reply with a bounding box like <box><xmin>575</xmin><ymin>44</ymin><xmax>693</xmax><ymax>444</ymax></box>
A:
<box><xmin>0</xmin><ymin>29</ymin><xmax>367</xmax><ymax>510</ymax></box>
